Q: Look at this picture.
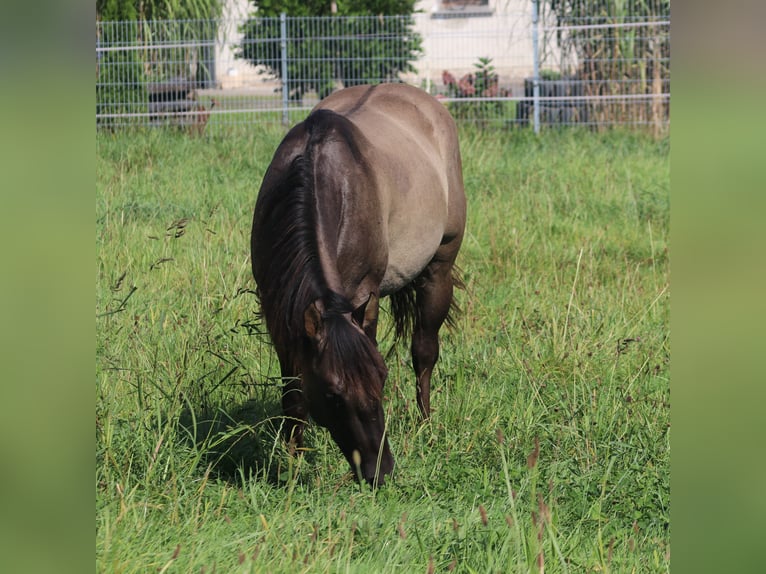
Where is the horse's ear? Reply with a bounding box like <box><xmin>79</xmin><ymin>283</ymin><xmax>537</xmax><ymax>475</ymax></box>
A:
<box><xmin>304</xmin><ymin>299</ymin><xmax>325</xmax><ymax>341</ymax></box>
<box><xmin>352</xmin><ymin>292</ymin><xmax>379</xmax><ymax>331</ymax></box>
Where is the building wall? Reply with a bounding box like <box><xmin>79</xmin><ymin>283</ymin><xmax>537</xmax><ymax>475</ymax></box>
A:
<box><xmin>213</xmin><ymin>0</ymin><xmax>542</xmax><ymax>94</ymax></box>
<box><xmin>413</xmin><ymin>0</ymin><xmax>535</xmax><ymax>91</ymax></box>
<box><xmin>216</xmin><ymin>0</ymin><xmax>265</xmax><ymax>91</ymax></box>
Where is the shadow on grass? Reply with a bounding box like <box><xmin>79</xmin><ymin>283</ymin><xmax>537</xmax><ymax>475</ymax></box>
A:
<box><xmin>177</xmin><ymin>397</ymin><xmax>314</xmax><ymax>485</ymax></box>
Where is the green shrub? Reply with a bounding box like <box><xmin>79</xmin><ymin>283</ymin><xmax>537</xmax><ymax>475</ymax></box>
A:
<box><xmin>239</xmin><ymin>1</ymin><xmax>422</xmax><ymax>100</ymax></box>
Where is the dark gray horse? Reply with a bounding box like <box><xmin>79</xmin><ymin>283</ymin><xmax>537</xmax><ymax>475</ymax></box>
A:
<box><xmin>251</xmin><ymin>84</ymin><xmax>466</xmax><ymax>486</ymax></box>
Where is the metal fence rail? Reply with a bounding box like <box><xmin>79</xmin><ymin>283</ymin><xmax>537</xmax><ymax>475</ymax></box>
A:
<box><xmin>96</xmin><ymin>3</ymin><xmax>669</xmax><ymax>132</ymax></box>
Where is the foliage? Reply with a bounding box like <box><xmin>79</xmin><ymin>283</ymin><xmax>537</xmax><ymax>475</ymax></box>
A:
<box><xmin>239</xmin><ymin>1</ymin><xmax>422</xmax><ymax>100</ymax></box>
<box><xmin>540</xmin><ymin>69</ymin><xmax>562</xmax><ymax>81</ymax></box>
<box><xmin>441</xmin><ymin>57</ymin><xmax>510</xmax><ymax>124</ymax></box>
<box><xmin>97</xmin><ymin>126</ymin><xmax>669</xmax><ymax>572</ymax></box>
<box><xmin>544</xmin><ymin>0</ymin><xmax>670</xmax><ymax>69</ymax></box>
<box><xmin>96</xmin><ymin>19</ymin><xmax>146</xmax><ymax>126</ymax></box>
<box><xmin>97</xmin><ymin>1</ymin><xmax>223</xmax><ymax>126</ymax></box>
<box><xmin>96</xmin><ymin>0</ymin><xmax>222</xmax><ymax>21</ymax></box>
<box><xmin>542</xmin><ymin>0</ymin><xmax>670</xmax><ymax>125</ymax></box>
<box><xmin>250</xmin><ymin>0</ymin><xmax>418</xmax><ymax>16</ymax></box>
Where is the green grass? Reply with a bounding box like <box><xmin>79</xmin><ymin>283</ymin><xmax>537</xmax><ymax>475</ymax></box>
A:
<box><xmin>97</xmin><ymin>125</ymin><xmax>669</xmax><ymax>573</ymax></box>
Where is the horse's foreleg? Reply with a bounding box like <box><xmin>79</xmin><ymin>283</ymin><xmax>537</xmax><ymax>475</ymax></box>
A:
<box><xmin>411</xmin><ymin>260</ymin><xmax>455</xmax><ymax>420</ymax></box>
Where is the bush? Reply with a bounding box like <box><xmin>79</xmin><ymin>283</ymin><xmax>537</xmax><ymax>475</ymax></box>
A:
<box><xmin>239</xmin><ymin>1</ymin><xmax>422</xmax><ymax>101</ymax></box>
<box><xmin>441</xmin><ymin>57</ymin><xmax>510</xmax><ymax>123</ymax></box>
<box><xmin>96</xmin><ymin>1</ymin><xmax>223</xmax><ymax>127</ymax></box>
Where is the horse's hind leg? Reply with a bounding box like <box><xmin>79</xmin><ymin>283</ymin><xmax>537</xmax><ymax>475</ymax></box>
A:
<box><xmin>411</xmin><ymin>256</ymin><xmax>457</xmax><ymax>420</ymax></box>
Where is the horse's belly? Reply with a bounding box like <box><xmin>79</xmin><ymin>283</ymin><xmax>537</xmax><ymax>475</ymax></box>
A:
<box><xmin>379</xmin><ymin>228</ymin><xmax>443</xmax><ymax>295</ymax></box>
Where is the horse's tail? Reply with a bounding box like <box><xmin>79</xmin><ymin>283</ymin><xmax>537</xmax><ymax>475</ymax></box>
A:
<box><xmin>388</xmin><ymin>283</ymin><xmax>417</xmax><ymax>344</ymax></box>
<box><xmin>387</xmin><ymin>265</ymin><xmax>464</xmax><ymax>345</ymax></box>
<box><xmin>448</xmin><ymin>265</ymin><xmax>466</xmax><ymax>328</ymax></box>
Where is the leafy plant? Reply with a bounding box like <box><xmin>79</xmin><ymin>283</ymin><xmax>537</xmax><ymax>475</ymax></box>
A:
<box><xmin>542</xmin><ymin>0</ymin><xmax>670</xmax><ymax>128</ymax></box>
<box><xmin>539</xmin><ymin>69</ymin><xmax>562</xmax><ymax>81</ymax></box>
<box><xmin>96</xmin><ymin>1</ymin><xmax>223</xmax><ymax>126</ymax></box>
<box><xmin>96</xmin><ymin>0</ymin><xmax>222</xmax><ymax>21</ymax></box>
<box><xmin>441</xmin><ymin>57</ymin><xmax>510</xmax><ymax>123</ymax></box>
<box><xmin>239</xmin><ymin>1</ymin><xmax>422</xmax><ymax>101</ymax></box>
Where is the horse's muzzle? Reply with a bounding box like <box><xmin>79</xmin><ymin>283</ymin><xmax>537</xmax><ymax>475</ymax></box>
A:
<box><xmin>361</xmin><ymin>451</ymin><xmax>395</xmax><ymax>487</ymax></box>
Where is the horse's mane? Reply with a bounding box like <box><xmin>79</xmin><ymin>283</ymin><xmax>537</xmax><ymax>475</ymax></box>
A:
<box><xmin>251</xmin><ymin>113</ymin><xmax>386</xmax><ymax>403</ymax></box>
<box><xmin>252</xmin><ymin>151</ymin><xmax>322</xmax><ymax>356</ymax></box>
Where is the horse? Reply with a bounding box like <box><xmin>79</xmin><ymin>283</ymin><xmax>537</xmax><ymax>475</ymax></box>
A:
<box><xmin>250</xmin><ymin>83</ymin><xmax>466</xmax><ymax>486</ymax></box>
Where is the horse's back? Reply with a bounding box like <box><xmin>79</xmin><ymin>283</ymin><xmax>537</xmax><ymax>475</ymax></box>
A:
<box><xmin>312</xmin><ymin>84</ymin><xmax>466</xmax><ymax>293</ymax></box>
<box><xmin>315</xmin><ymin>84</ymin><xmax>455</xmax><ymax>136</ymax></box>
<box><xmin>313</xmin><ymin>84</ymin><xmax>460</xmax><ymax>177</ymax></box>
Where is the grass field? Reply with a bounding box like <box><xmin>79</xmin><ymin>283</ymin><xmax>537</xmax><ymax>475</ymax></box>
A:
<box><xmin>96</xmin><ymin>124</ymin><xmax>669</xmax><ymax>573</ymax></box>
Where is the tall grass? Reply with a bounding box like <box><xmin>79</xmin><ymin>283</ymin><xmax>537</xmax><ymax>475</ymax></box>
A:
<box><xmin>97</xmin><ymin>125</ymin><xmax>669</xmax><ymax>572</ymax></box>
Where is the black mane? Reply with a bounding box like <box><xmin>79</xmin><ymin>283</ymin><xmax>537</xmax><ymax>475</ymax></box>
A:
<box><xmin>251</xmin><ymin>151</ymin><xmax>323</xmax><ymax>355</ymax></box>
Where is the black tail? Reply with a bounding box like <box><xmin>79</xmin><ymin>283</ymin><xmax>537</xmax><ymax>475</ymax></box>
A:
<box><xmin>387</xmin><ymin>265</ymin><xmax>464</xmax><ymax>345</ymax></box>
<box><xmin>389</xmin><ymin>283</ymin><xmax>417</xmax><ymax>343</ymax></box>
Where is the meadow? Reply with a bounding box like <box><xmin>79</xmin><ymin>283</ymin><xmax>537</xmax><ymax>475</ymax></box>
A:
<box><xmin>96</xmin><ymin>124</ymin><xmax>669</xmax><ymax>573</ymax></box>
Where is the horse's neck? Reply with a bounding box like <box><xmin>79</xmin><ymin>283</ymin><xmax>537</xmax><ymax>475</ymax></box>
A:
<box><xmin>307</xmin><ymin>123</ymin><xmax>387</xmax><ymax>304</ymax></box>
<box><xmin>314</xmin><ymin>231</ymin><xmax>343</xmax><ymax>296</ymax></box>
<box><xmin>313</xmin><ymin>182</ymin><xmax>382</xmax><ymax>305</ymax></box>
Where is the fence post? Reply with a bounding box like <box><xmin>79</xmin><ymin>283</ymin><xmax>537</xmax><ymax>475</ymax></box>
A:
<box><xmin>532</xmin><ymin>0</ymin><xmax>540</xmax><ymax>134</ymax></box>
<box><xmin>280</xmin><ymin>12</ymin><xmax>289</xmax><ymax>126</ymax></box>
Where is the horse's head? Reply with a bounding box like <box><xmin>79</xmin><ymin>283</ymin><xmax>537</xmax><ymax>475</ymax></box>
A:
<box><xmin>302</xmin><ymin>294</ymin><xmax>394</xmax><ymax>486</ymax></box>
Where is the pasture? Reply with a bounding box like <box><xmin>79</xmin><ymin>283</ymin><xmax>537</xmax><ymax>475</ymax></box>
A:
<box><xmin>96</xmin><ymin>125</ymin><xmax>669</xmax><ymax>573</ymax></box>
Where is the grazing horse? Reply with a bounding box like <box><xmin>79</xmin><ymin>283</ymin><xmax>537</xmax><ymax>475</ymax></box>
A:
<box><xmin>250</xmin><ymin>83</ymin><xmax>466</xmax><ymax>486</ymax></box>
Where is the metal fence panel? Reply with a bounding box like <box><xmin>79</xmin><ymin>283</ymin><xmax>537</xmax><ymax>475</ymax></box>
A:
<box><xmin>96</xmin><ymin>3</ymin><xmax>669</xmax><ymax>132</ymax></box>
<box><xmin>535</xmin><ymin>0</ymin><xmax>670</xmax><ymax>131</ymax></box>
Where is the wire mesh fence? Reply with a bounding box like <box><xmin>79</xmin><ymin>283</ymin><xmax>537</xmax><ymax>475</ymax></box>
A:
<box><xmin>535</xmin><ymin>0</ymin><xmax>670</xmax><ymax>131</ymax></box>
<box><xmin>96</xmin><ymin>1</ymin><xmax>669</xmax><ymax>133</ymax></box>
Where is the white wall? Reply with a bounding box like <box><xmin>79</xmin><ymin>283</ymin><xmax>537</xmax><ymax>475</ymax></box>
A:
<box><xmin>412</xmin><ymin>0</ymin><xmax>536</xmax><ymax>90</ymax></box>
<box><xmin>213</xmin><ymin>0</ymin><xmax>547</xmax><ymax>94</ymax></box>
<box><xmin>215</xmin><ymin>0</ymin><xmax>269</xmax><ymax>91</ymax></box>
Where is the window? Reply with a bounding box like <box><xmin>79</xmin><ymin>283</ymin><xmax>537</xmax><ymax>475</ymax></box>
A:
<box><xmin>432</xmin><ymin>0</ymin><xmax>493</xmax><ymax>18</ymax></box>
